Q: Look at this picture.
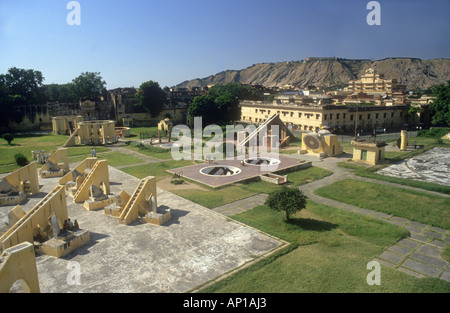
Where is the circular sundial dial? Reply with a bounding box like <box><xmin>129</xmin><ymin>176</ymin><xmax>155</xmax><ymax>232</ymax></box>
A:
<box><xmin>304</xmin><ymin>134</ymin><xmax>322</xmax><ymax>150</ymax></box>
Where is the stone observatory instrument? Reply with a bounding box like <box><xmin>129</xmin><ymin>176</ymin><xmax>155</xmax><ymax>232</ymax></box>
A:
<box><xmin>303</xmin><ymin>133</ymin><xmax>322</xmax><ymax>150</ymax></box>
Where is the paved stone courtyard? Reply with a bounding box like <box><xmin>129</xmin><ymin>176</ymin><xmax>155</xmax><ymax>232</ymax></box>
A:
<box><xmin>376</xmin><ymin>147</ymin><xmax>450</xmax><ymax>186</ymax></box>
<box><xmin>0</xmin><ymin>166</ymin><xmax>285</xmax><ymax>293</ymax></box>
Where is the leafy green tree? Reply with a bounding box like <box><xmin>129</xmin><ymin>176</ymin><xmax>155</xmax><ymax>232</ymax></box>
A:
<box><xmin>188</xmin><ymin>95</ymin><xmax>217</xmax><ymax>125</ymax></box>
<box><xmin>208</xmin><ymin>82</ymin><xmax>262</xmax><ymax>101</ymax></box>
<box><xmin>214</xmin><ymin>92</ymin><xmax>240</xmax><ymax>122</ymax></box>
<box><xmin>135</xmin><ymin>81</ymin><xmax>167</xmax><ymax>117</ymax></box>
<box><xmin>0</xmin><ymin>67</ymin><xmax>44</xmax><ymax>104</ymax></box>
<box><xmin>72</xmin><ymin>72</ymin><xmax>107</xmax><ymax>101</ymax></box>
<box><xmin>2</xmin><ymin>133</ymin><xmax>14</xmax><ymax>145</ymax></box>
<box><xmin>264</xmin><ymin>187</ymin><xmax>308</xmax><ymax>221</ymax></box>
<box><xmin>0</xmin><ymin>67</ymin><xmax>44</xmax><ymax>125</ymax></box>
<box><xmin>40</xmin><ymin>83</ymin><xmax>77</xmax><ymax>103</ymax></box>
<box><xmin>429</xmin><ymin>80</ymin><xmax>450</xmax><ymax>127</ymax></box>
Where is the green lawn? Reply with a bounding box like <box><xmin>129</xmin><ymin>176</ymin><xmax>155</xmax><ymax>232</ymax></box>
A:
<box><xmin>127</xmin><ymin>127</ymin><xmax>160</xmax><ymax>140</ymax></box>
<box><xmin>119</xmin><ymin>159</ymin><xmax>199</xmax><ymax>182</ymax></box>
<box><xmin>96</xmin><ymin>152</ymin><xmax>144</xmax><ymax>167</ymax></box>
<box><xmin>172</xmin><ymin>166</ymin><xmax>333</xmax><ymax>209</ymax></box>
<box><xmin>0</xmin><ymin>133</ymin><xmax>67</xmax><ymax>166</ymax></box>
<box><xmin>123</xmin><ymin>143</ymin><xmax>174</xmax><ymax>160</ymax></box>
<box><xmin>314</xmin><ymin>179</ymin><xmax>450</xmax><ymax>230</ymax></box>
<box><xmin>199</xmin><ymin>202</ymin><xmax>449</xmax><ymax>293</ymax></box>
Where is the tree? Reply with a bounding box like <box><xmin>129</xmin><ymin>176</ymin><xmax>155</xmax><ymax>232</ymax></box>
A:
<box><xmin>188</xmin><ymin>95</ymin><xmax>218</xmax><ymax>125</ymax></box>
<box><xmin>2</xmin><ymin>133</ymin><xmax>14</xmax><ymax>145</ymax></box>
<box><xmin>135</xmin><ymin>81</ymin><xmax>167</xmax><ymax>117</ymax></box>
<box><xmin>264</xmin><ymin>187</ymin><xmax>308</xmax><ymax>221</ymax></box>
<box><xmin>429</xmin><ymin>80</ymin><xmax>450</xmax><ymax>127</ymax></box>
<box><xmin>0</xmin><ymin>67</ymin><xmax>44</xmax><ymax>125</ymax></box>
<box><xmin>0</xmin><ymin>67</ymin><xmax>44</xmax><ymax>104</ymax></box>
<box><xmin>72</xmin><ymin>72</ymin><xmax>107</xmax><ymax>101</ymax></box>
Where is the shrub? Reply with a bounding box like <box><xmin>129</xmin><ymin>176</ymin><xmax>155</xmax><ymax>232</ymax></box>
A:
<box><xmin>2</xmin><ymin>133</ymin><xmax>14</xmax><ymax>145</ymax></box>
<box><xmin>417</xmin><ymin>128</ymin><xmax>449</xmax><ymax>139</ymax></box>
<box><xmin>14</xmin><ymin>153</ymin><xmax>29</xmax><ymax>167</ymax></box>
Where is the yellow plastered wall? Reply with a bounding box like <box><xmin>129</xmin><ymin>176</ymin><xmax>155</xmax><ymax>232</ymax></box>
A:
<box><xmin>77</xmin><ymin>121</ymin><xmax>117</xmax><ymax>145</ymax></box>
<box><xmin>351</xmin><ymin>141</ymin><xmax>386</xmax><ymax>165</ymax></box>
<box><xmin>59</xmin><ymin>157</ymin><xmax>98</xmax><ymax>187</ymax></box>
<box><xmin>119</xmin><ymin>176</ymin><xmax>157</xmax><ymax>225</ymax></box>
<box><xmin>301</xmin><ymin>133</ymin><xmax>343</xmax><ymax>157</ymax></box>
<box><xmin>39</xmin><ymin>148</ymin><xmax>69</xmax><ymax>175</ymax></box>
<box><xmin>3</xmin><ymin>162</ymin><xmax>40</xmax><ymax>196</ymax></box>
<box><xmin>0</xmin><ymin>185</ymin><xmax>68</xmax><ymax>251</ymax></box>
<box><xmin>0</xmin><ymin>242</ymin><xmax>40</xmax><ymax>293</ymax></box>
<box><xmin>72</xmin><ymin>160</ymin><xmax>110</xmax><ymax>203</ymax></box>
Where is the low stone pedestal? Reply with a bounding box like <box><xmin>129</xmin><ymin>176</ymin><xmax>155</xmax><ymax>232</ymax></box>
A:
<box><xmin>142</xmin><ymin>208</ymin><xmax>171</xmax><ymax>226</ymax></box>
<box><xmin>84</xmin><ymin>195</ymin><xmax>116</xmax><ymax>211</ymax></box>
<box><xmin>37</xmin><ymin>229</ymin><xmax>90</xmax><ymax>258</ymax></box>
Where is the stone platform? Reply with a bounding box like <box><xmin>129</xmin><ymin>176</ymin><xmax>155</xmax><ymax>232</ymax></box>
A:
<box><xmin>376</xmin><ymin>147</ymin><xmax>450</xmax><ymax>186</ymax></box>
<box><xmin>0</xmin><ymin>166</ymin><xmax>285</xmax><ymax>293</ymax></box>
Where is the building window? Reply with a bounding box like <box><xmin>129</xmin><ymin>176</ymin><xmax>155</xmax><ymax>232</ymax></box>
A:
<box><xmin>324</xmin><ymin>114</ymin><xmax>328</xmax><ymax>120</ymax></box>
<box><xmin>316</xmin><ymin>114</ymin><xmax>320</xmax><ymax>119</ymax></box>
<box><xmin>368</xmin><ymin>114</ymin><xmax>371</xmax><ymax>119</ymax></box>
<box><xmin>336</xmin><ymin>114</ymin><xmax>340</xmax><ymax>119</ymax></box>
<box><xmin>298</xmin><ymin>113</ymin><xmax>303</xmax><ymax>118</ymax></box>
<box><xmin>343</xmin><ymin>113</ymin><xmax>347</xmax><ymax>119</ymax></box>
<box><xmin>290</xmin><ymin>112</ymin><xmax>294</xmax><ymax>117</ymax></box>
<box><xmin>391</xmin><ymin>112</ymin><xmax>394</xmax><ymax>118</ymax></box>
<box><xmin>384</xmin><ymin>113</ymin><xmax>387</xmax><ymax>118</ymax></box>
<box><xmin>350</xmin><ymin>115</ymin><xmax>354</xmax><ymax>121</ymax></box>
<box><xmin>376</xmin><ymin>113</ymin><xmax>379</xmax><ymax>119</ymax></box>
<box><xmin>359</xmin><ymin>114</ymin><xmax>362</xmax><ymax>120</ymax></box>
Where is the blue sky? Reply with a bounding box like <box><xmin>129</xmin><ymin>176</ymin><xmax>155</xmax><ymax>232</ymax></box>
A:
<box><xmin>1</xmin><ymin>0</ymin><xmax>449</xmax><ymax>89</ymax></box>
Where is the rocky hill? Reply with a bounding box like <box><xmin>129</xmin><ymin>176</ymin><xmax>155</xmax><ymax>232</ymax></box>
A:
<box><xmin>175</xmin><ymin>57</ymin><xmax>450</xmax><ymax>90</ymax></box>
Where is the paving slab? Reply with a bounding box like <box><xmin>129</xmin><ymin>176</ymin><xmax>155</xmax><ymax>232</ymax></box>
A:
<box><xmin>374</xmin><ymin>258</ymin><xmax>396</xmax><ymax>268</ymax></box>
<box><xmin>405</xmin><ymin>224</ymin><xmax>423</xmax><ymax>234</ymax></box>
<box><xmin>387</xmin><ymin>244</ymin><xmax>412</xmax><ymax>256</ymax></box>
<box><xmin>410</xmin><ymin>252</ymin><xmax>448</xmax><ymax>269</ymax></box>
<box><xmin>397</xmin><ymin>267</ymin><xmax>426</xmax><ymax>279</ymax></box>
<box><xmin>430</xmin><ymin>240</ymin><xmax>447</xmax><ymax>249</ymax></box>
<box><xmin>423</xmin><ymin>230</ymin><xmax>443</xmax><ymax>240</ymax></box>
<box><xmin>397</xmin><ymin>238</ymin><xmax>421</xmax><ymax>250</ymax></box>
<box><xmin>440</xmin><ymin>271</ymin><xmax>450</xmax><ymax>283</ymax></box>
<box><xmin>429</xmin><ymin>226</ymin><xmax>447</xmax><ymax>234</ymax></box>
<box><xmin>417</xmin><ymin>244</ymin><xmax>442</xmax><ymax>257</ymax></box>
<box><xmin>379</xmin><ymin>251</ymin><xmax>404</xmax><ymax>265</ymax></box>
<box><xmin>409</xmin><ymin>221</ymin><xmax>428</xmax><ymax>230</ymax></box>
<box><xmin>409</xmin><ymin>232</ymin><xmax>429</xmax><ymax>243</ymax></box>
<box><xmin>402</xmin><ymin>259</ymin><xmax>442</xmax><ymax>277</ymax></box>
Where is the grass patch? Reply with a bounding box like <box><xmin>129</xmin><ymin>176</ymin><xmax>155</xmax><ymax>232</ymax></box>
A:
<box><xmin>337</xmin><ymin>160</ymin><xmax>450</xmax><ymax>195</ymax></box>
<box><xmin>442</xmin><ymin>245</ymin><xmax>450</xmax><ymax>263</ymax></box>
<box><xmin>172</xmin><ymin>167</ymin><xmax>333</xmax><ymax>209</ymax></box>
<box><xmin>128</xmin><ymin>127</ymin><xmax>160</xmax><ymax>140</ymax></box>
<box><xmin>119</xmin><ymin>159</ymin><xmax>198</xmax><ymax>182</ymax></box>
<box><xmin>124</xmin><ymin>142</ymin><xmax>173</xmax><ymax>160</ymax></box>
<box><xmin>0</xmin><ymin>133</ymin><xmax>67</xmax><ymax>166</ymax></box>
<box><xmin>200</xmin><ymin>202</ymin><xmax>449</xmax><ymax>293</ymax></box>
<box><xmin>314</xmin><ymin>179</ymin><xmax>450</xmax><ymax>230</ymax></box>
<box><xmin>96</xmin><ymin>152</ymin><xmax>144</xmax><ymax>167</ymax></box>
